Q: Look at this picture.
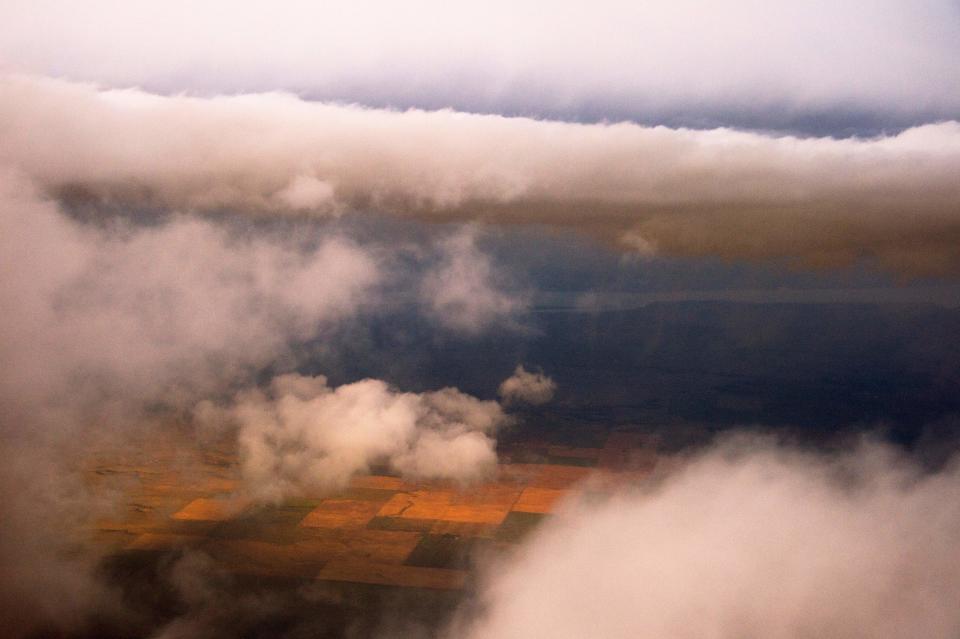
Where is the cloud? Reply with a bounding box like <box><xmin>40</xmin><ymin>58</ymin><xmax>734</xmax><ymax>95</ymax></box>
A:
<box><xmin>0</xmin><ymin>162</ymin><xmax>535</xmax><ymax>635</ymax></box>
<box><xmin>420</xmin><ymin>228</ymin><xmax>526</xmax><ymax>334</ymax></box>
<box><xmin>497</xmin><ymin>365</ymin><xmax>556</xmax><ymax>405</ymax></box>
<box><xmin>0</xmin><ymin>171</ymin><xmax>381</xmax><ymax>414</ymax></box>
<box><xmin>0</xmin><ymin>171</ymin><xmax>385</xmax><ymax>636</ymax></box>
<box><xmin>455</xmin><ymin>437</ymin><xmax>960</xmax><ymax>639</ymax></box>
<box><xmin>196</xmin><ymin>373</ymin><xmax>511</xmax><ymax>503</ymax></box>
<box><xmin>3</xmin><ymin>75</ymin><xmax>960</xmax><ymax>273</ymax></box>
<box><xmin>1</xmin><ymin>1</ymin><xmax>959</xmax><ymax>127</ymax></box>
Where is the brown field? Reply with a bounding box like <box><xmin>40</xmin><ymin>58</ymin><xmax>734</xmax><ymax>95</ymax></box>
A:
<box><xmin>318</xmin><ymin>558</ymin><xmax>467</xmax><ymax>590</ymax></box>
<box><xmin>441</xmin><ymin>484</ymin><xmax>521</xmax><ymax>524</ymax></box>
<box><xmin>512</xmin><ymin>487</ymin><xmax>568</xmax><ymax>514</ymax></box>
<box><xmin>172</xmin><ymin>496</ymin><xmax>249</xmax><ymax>521</ymax></box>
<box><xmin>349</xmin><ymin>475</ymin><xmax>415</xmax><ymax>491</ymax></box>
<box><xmin>496</xmin><ymin>463</ymin><xmax>592</xmax><ymax>488</ymax></box>
<box><xmin>377</xmin><ymin>490</ymin><xmax>454</xmax><ymax>519</ymax></box>
<box><xmin>299</xmin><ymin>499</ymin><xmax>383</xmax><ymax>529</ymax></box>
<box><xmin>312</xmin><ymin>529</ymin><xmax>424</xmax><ymax>564</ymax></box>
<box><xmin>126</xmin><ymin>532</ymin><xmax>204</xmax><ymax>551</ymax></box>
<box><xmin>199</xmin><ymin>538</ymin><xmax>330</xmax><ymax>578</ymax></box>
<box><xmin>429</xmin><ymin>520</ymin><xmax>500</xmax><ymax>538</ymax></box>
<box><xmin>91</xmin><ymin>435</ymin><xmax>659</xmax><ymax>590</ymax></box>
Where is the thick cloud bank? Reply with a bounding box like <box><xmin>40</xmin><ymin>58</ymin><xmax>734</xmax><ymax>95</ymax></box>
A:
<box><xmin>456</xmin><ymin>439</ymin><xmax>960</xmax><ymax>639</ymax></box>
<box><xmin>199</xmin><ymin>373</ymin><xmax>509</xmax><ymax>502</ymax></box>
<box><xmin>3</xmin><ymin>75</ymin><xmax>960</xmax><ymax>272</ymax></box>
<box><xmin>497</xmin><ymin>365</ymin><xmax>556</xmax><ymax>405</ymax></box>
<box><xmin>2</xmin><ymin>1</ymin><xmax>959</xmax><ymax>127</ymax></box>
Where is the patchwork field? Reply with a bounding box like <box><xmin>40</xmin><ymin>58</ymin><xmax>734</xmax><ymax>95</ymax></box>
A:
<box><xmin>87</xmin><ymin>430</ymin><xmax>661</xmax><ymax>593</ymax></box>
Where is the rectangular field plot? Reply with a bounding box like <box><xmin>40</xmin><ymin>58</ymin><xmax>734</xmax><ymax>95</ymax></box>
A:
<box><xmin>318</xmin><ymin>558</ymin><xmax>466</xmax><ymax>590</ymax></box>
<box><xmin>496</xmin><ymin>511</ymin><xmax>549</xmax><ymax>543</ymax></box>
<box><xmin>172</xmin><ymin>496</ymin><xmax>249</xmax><ymax>521</ymax></box>
<box><xmin>377</xmin><ymin>490</ymin><xmax>453</xmax><ymax>519</ymax></box>
<box><xmin>199</xmin><ymin>538</ymin><xmax>330</xmax><ymax>579</ymax></box>
<box><xmin>349</xmin><ymin>475</ymin><xmax>414</xmax><ymax>492</ymax></box>
<box><xmin>126</xmin><ymin>532</ymin><xmax>204</xmax><ymax>551</ymax></box>
<box><xmin>429</xmin><ymin>520</ymin><xmax>499</xmax><ymax>538</ymax></box>
<box><xmin>405</xmin><ymin>533</ymin><xmax>492</xmax><ymax>570</ymax></box>
<box><xmin>367</xmin><ymin>516</ymin><xmax>437</xmax><ymax>532</ymax></box>
<box><xmin>442</xmin><ymin>484</ymin><xmax>521</xmax><ymax>525</ymax></box>
<box><xmin>498</xmin><ymin>463</ymin><xmax>594</xmax><ymax>489</ymax></box>
<box><xmin>302</xmin><ymin>529</ymin><xmax>423</xmax><ymax>565</ymax></box>
<box><xmin>512</xmin><ymin>487</ymin><xmax>568</xmax><ymax>514</ymax></box>
<box><xmin>207</xmin><ymin>501</ymin><xmax>321</xmax><ymax>543</ymax></box>
<box><xmin>299</xmin><ymin>499</ymin><xmax>382</xmax><ymax>529</ymax></box>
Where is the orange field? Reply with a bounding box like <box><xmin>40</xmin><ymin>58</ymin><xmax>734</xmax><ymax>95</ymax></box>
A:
<box><xmin>87</xmin><ymin>433</ymin><xmax>664</xmax><ymax>590</ymax></box>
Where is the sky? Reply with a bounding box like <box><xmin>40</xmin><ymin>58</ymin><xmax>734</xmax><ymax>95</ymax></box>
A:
<box><xmin>2</xmin><ymin>2</ymin><xmax>960</xmax><ymax>638</ymax></box>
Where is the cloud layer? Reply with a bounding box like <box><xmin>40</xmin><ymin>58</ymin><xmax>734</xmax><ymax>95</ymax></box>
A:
<box><xmin>2</xmin><ymin>1</ymin><xmax>959</xmax><ymax>128</ymax></box>
<box><xmin>457</xmin><ymin>438</ymin><xmax>960</xmax><ymax>639</ymax></box>
<box><xmin>3</xmin><ymin>75</ymin><xmax>960</xmax><ymax>273</ymax></box>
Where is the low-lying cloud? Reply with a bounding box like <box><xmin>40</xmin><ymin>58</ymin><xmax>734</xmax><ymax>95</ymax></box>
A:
<box><xmin>497</xmin><ymin>365</ymin><xmax>556</xmax><ymax>405</ymax></box>
<box><xmin>0</xmin><ymin>171</ymin><xmax>381</xmax><ymax>416</ymax></box>
<box><xmin>0</xmin><ymin>167</ymin><xmax>536</xmax><ymax>636</ymax></box>
<box><xmin>420</xmin><ymin>228</ymin><xmax>526</xmax><ymax>334</ymax></box>
<box><xmin>3</xmin><ymin>75</ymin><xmax>960</xmax><ymax>273</ymax></box>
<box><xmin>0</xmin><ymin>171</ymin><xmax>382</xmax><ymax>636</ymax></box>
<box><xmin>455</xmin><ymin>437</ymin><xmax>960</xmax><ymax>639</ymax></box>
<box><xmin>198</xmin><ymin>373</ymin><xmax>511</xmax><ymax>502</ymax></box>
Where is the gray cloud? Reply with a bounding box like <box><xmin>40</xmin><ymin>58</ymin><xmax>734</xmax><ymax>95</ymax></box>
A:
<box><xmin>455</xmin><ymin>437</ymin><xmax>960</xmax><ymax>639</ymax></box>
<box><xmin>3</xmin><ymin>76</ymin><xmax>960</xmax><ymax>273</ymax></box>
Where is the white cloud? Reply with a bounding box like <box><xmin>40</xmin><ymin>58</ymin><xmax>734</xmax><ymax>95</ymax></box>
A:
<box><xmin>196</xmin><ymin>373</ymin><xmax>511</xmax><ymax>502</ymax></box>
<box><xmin>455</xmin><ymin>437</ymin><xmax>960</xmax><ymax>639</ymax></box>
<box><xmin>498</xmin><ymin>365</ymin><xmax>556</xmax><ymax>405</ymax></box>
<box><xmin>0</xmin><ymin>171</ymin><xmax>381</xmax><ymax>412</ymax></box>
<box><xmin>420</xmin><ymin>228</ymin><xmax>526</xmax><ymax>334</ymax></box>
<box><xmin>0</xmin><ymin>171</ymin><xmax>382</xmax><ymax>635</ymax></box>
<box><xmin>0</xmin><ymin>1</ymin><xmax>958</xmax><ymax>121</ymax></box>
